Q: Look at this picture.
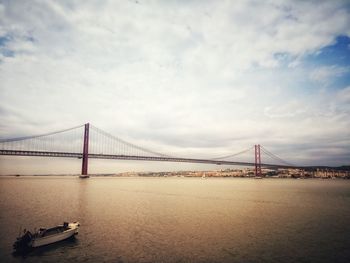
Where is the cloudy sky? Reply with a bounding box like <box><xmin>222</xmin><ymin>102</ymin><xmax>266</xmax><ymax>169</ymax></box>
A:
<box><xmin>0</xmin><ymin>0</ymin><xmax>349</xmax><ymax>174</ymax></box>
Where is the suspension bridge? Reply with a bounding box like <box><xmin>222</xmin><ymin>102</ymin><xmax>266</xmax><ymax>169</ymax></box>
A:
<box><xmin>0</xmin><ymin>123</ymin><xmax>296</xmax><ymax>177</ymax></box>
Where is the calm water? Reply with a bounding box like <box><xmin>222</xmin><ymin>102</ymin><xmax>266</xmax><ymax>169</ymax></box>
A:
<box><xmin>0</xmin><ymin>177</ymin><xmax>349</xmax><ymax>263</ymax></box>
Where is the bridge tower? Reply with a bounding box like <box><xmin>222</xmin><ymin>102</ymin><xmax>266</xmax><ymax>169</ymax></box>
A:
<box><xmin>81</xmin><ymin>123</ymin><xmax>90</xmax><ymax>178</ymax></box>
<box><xmin>254</xmin><ymin>144</ymin><xmax>262</xmax><ymax>177</ymax></box>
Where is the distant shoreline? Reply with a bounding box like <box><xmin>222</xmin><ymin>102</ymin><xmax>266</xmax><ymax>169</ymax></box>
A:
<box><xmin>1</xmin><ymin>166</ymin><xmax>350</xmax><ymax>179</ymax></box>
<box><xmin>1</xmin><ymin>174</ymin><xmax>349</xmax><ymax>179</ymax></box>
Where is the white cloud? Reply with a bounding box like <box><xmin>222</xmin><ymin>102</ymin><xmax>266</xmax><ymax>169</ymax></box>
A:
<box><xmin>337</xmin><ymin>86</ymin><xmax>350</xmax><ymax>102</ymax></box>
<box><xmin>0</xmin><ymin>0</ymin><xmax>350</xmax><ymax>173</ymax></box>
<box><xmin>309</xmin><ymin>65</ymin><xmax>349</xmax><ymax>84</ymax></box>
<box><xmin>263</xmin><ymin>100</ymin><xmax>307</xmax><ymax>118</ymax></box>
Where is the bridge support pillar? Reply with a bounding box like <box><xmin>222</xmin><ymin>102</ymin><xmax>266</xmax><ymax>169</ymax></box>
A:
<box><xmin>81</xmin><ymin>123</ymin><xmax>89</xmax><ymax>177</ymax></box>
<box><xmin>254</xmin><ymin>144</ymin><xmax>262</xmax><ymax>177</ymax></box>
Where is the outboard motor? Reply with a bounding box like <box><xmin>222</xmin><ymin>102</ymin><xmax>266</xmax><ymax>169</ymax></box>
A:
<box><xmin>13</xmin><ymin>231</ymin><xmax>33</xmax><ymax>251</ymax></box>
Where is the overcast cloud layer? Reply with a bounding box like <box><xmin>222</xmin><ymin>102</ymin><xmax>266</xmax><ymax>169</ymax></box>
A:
<box><xmin>0</xmin><ymin>0</ymin><xmax>350</xmax><ymax>173</ymax></box>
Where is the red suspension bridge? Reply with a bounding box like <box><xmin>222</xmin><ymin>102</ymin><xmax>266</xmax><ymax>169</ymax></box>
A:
<box><xmin>0</xmin><ymin>123</ymin><xmax>296</xmax><ymax>177</ymax></box>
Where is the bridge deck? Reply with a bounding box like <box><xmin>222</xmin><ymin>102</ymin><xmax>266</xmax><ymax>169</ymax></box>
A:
<box><xmin>0</xmin><ymin>150</ymin><xmax>295</xmax><ymax>169</ymax></box>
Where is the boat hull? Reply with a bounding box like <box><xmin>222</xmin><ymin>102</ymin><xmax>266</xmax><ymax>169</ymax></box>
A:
<box><xmin>31</xmin><ymin>222</ymin><xmax>79</xmax><ymax>248</ymax></box>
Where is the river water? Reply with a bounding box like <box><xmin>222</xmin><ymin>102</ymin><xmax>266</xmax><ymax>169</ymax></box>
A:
<box><xmin>0</xmin><ymin>177</ymin><xmax>349</xmax><ymax>263</ymax></box>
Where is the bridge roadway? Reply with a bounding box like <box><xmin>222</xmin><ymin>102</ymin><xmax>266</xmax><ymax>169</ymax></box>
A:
<box><xmin>0</xmin><ymin>149</ymin><xmax>295</xmax><ymax>169</ymax></box>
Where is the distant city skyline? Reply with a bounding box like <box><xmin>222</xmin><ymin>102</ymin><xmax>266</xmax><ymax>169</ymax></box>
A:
<box><xmin>0</xmin><ymin>0</ymin><xmax>349</xmax><ymax>174</ymax></box>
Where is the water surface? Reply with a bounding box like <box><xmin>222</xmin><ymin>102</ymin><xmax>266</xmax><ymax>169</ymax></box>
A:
<box><xmin>0</xmin><ymin>177</ymin><xmax>349</xmax><ymax>262</ymax></box>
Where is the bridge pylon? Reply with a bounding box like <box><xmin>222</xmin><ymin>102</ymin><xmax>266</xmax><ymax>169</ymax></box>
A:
<box><xmin>254</xmin><ymin>144</ymin><xmax>262</xmax><ymax>177</ymax></box>
<box><xmin>80</xmin><ymin>123</ymin><xmax>90</xmax><ymax>178</ymax></box>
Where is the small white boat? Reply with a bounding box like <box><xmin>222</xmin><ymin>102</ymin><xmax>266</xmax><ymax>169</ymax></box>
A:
<box><xmin>13</xmin><ymin>222</ymin><xmax>80</xmax><ymax>251</ymax></box>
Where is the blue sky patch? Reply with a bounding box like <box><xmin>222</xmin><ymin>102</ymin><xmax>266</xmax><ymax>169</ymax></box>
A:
<box><xmin>0</xmin><ymin>35</ymin><xmax>15</xmax><ymax>57</ymax></box>
<box><xmin>1</xmin><ymin>49</ymin><xmax>15</xmax><ymax>57</ymax></box>
<box><xmin>305</xmin><ymin>35</ymin><xmax>350</xmax><ymax>89</ymax></box>
<box><xmin>308</xmin><ymin>35</ymin><xmax>350</xmax><ymax>67</ymax></box>
<box><xmin>0</xmin><ymin>35</ymin><xmax>10</xmax><ymax>47</ymax></box>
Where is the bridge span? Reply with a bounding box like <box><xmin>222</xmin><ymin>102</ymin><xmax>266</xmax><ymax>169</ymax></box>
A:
<box><xmin>0</xmin><ymin>123</ymin><xmax>296</xmax><ymax>176</ymax></box>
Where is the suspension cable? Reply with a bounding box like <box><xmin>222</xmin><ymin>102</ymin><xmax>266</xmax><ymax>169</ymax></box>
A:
<box><xmin>90</xmin><ymin>125</ymin><xmax>172</xmax><ymax>157</ymax></box>
<box><xmin>260</xmin><ymin>146</ymin><xmax>295</xmax><ymax>166</ymax></box>
<box><xmin>211</xmin><ymin>146</ymin><xmax>254</xmax><ymax>160</ymax></box>
<box><xmin>0</xmin><ymin>124</ymin><xmax>85</xmax><ymax>143</ymax></box>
